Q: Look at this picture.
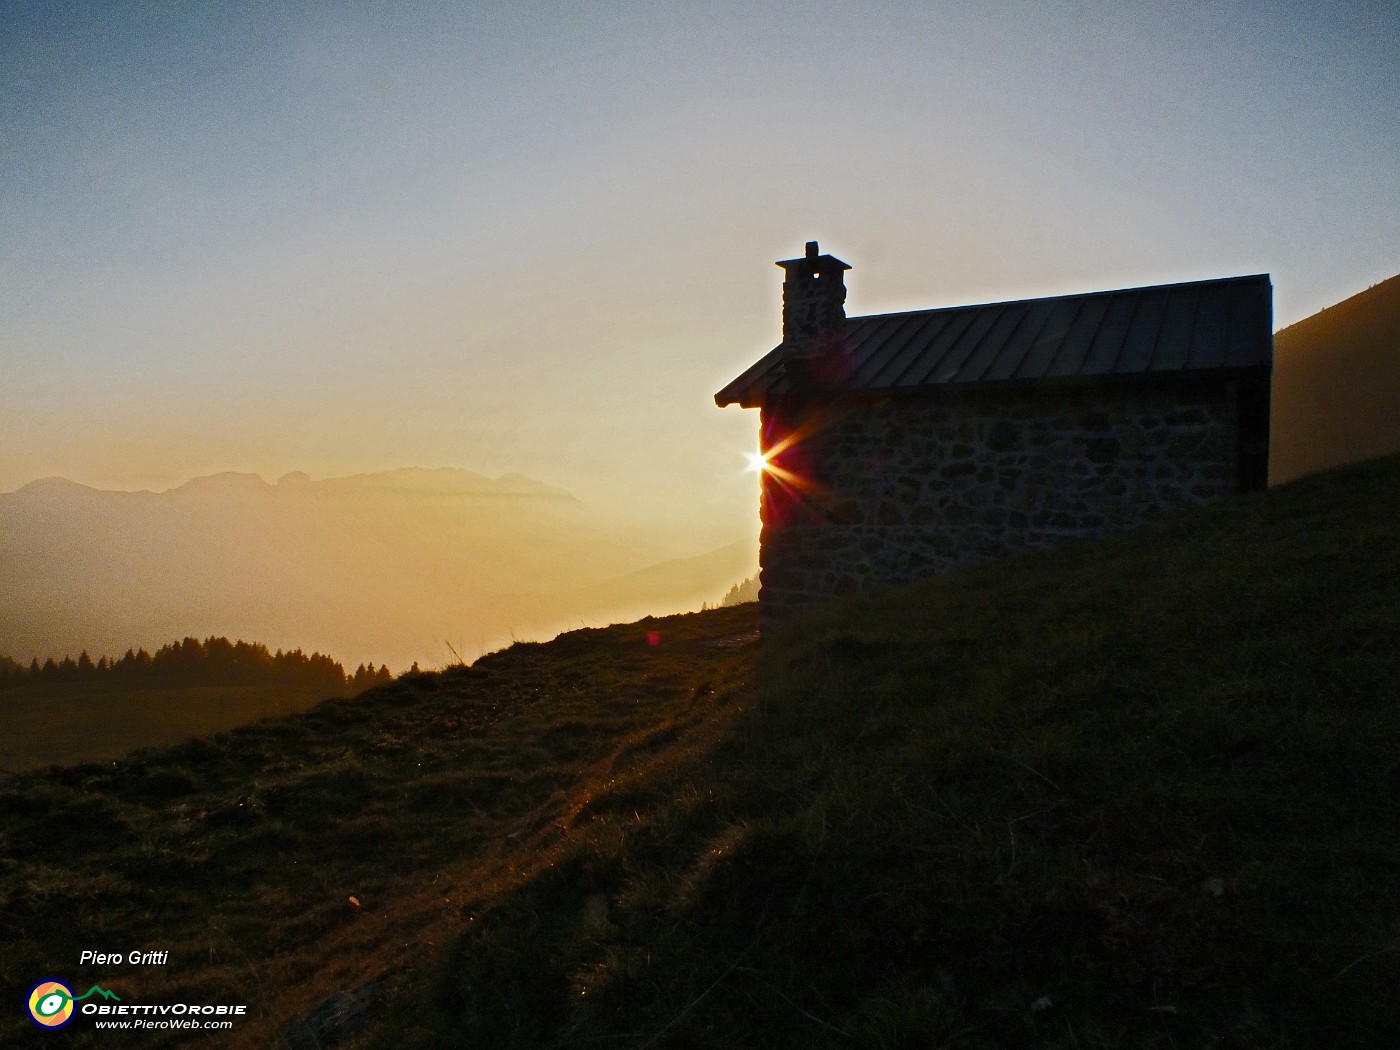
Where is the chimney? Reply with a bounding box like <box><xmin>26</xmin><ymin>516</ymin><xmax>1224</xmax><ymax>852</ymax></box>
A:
<box><xmin>776</xmin><ymin>240</ymin><xmax>851</xmax><ymax>355</ymax></box>
<box><xmin>778</xmin><ymin>240</ymin><xmax>851</xmax><ymax>389</ymax></box>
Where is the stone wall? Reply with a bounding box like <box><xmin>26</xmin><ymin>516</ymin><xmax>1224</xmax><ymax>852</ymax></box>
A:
<box><xmin>758</xmin><ymin>383</ymin><xmax>1241</xmax><ymax>618</ymax></box>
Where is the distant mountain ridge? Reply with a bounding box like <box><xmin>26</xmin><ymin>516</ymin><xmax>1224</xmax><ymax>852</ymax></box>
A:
<box><xmin>281</xmin><ymin>467</ymin><xmax>576</xmax><ymax>499</ymax></box>
<box><xmin>8</xmin><ymin>467</ymin><xmax>576</xmax><ymax>501</ymax></box>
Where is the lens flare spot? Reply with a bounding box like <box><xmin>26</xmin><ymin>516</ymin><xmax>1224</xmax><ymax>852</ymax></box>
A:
<box><xmin>744</xmin><ymin>451</ymin><xmax>771</xmax><ymax>474</ymax></box>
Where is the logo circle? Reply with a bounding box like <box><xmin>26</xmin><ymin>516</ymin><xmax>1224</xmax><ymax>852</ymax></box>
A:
<box><xmin>28</xmin><ymin>981</ymin><xmax>75</xmax><ymax>1029</ymax></box>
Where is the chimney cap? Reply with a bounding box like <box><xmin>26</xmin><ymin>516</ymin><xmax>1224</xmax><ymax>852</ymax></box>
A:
<box><xmin>776</xmin><ymin>241</ymin><xmax>851</xmax><ymax>271</ymax></box>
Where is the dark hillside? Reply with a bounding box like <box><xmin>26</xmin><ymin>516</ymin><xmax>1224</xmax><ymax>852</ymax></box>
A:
<box><xmin>3</xmin><ymin>455</ymin><xmax>1399</xmax><ymax>1048</ymax></box>
<box><xmin>0</xmin><ymin>605</ymin><xmax>761</xmax><ymax>1047</ymax></box>
<box><xmin>1272</xmin><ymin>272</ymin><xmax>1400</xmax><ymax>483</ymax></box>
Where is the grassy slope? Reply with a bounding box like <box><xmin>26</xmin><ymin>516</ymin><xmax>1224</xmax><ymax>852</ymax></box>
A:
<box><xmin>0</xmin><ymin>605</ymin><xmax>761</xmax><ymax>1047</ymax></box>
<box><xmin>0</xmin><ymin>682</ymin><xmax>351</xmax><ymax>773</ymax></box>
<box><xmin>4</xmin><ymin>455</ymin><xmax>1399</xmax><ymax>1048</ymax></box>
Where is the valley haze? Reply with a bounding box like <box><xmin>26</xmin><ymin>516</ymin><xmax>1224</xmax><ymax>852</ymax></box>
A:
<box><xmin>0</xmin><ymin>466</ymin><xmax>756</xmax><ymax>673</ymax></box>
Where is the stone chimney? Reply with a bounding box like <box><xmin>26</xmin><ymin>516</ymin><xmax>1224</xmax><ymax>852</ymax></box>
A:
<box><xmin>777</xmin><ymin>240</ymin><xmax>851</xmax><ymax>354</ymax></box>
<box><xmin>776</xmin><ymin>241</ymin><xmax>852</xmax><ymax>390</ymax></box>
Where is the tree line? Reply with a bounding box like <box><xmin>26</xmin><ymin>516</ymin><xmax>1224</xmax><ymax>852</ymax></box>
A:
<box><xmin>0</xmin><ymin>636</ymin><xmax>393</xmax><ymax>694</ymax></box>
<box><xmin>720</xmin><ymin>574</ymin><xmax>759</xmax><ymax>606</ymax></box>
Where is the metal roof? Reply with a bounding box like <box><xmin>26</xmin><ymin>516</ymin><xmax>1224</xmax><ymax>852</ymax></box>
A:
<box><xmin>715</xmin><ymin>273</ymin><xmax>1272</xmax><ymax>408</ymax></box>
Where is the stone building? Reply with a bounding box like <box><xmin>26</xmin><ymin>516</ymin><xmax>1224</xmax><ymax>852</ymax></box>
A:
<box><xmin>715</xmin><ymin>242</ymin><xmax>1272</xmax><ymax>619</ymax></box>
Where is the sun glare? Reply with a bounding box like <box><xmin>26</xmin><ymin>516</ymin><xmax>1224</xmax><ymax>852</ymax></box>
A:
<box><xmin>744</xmin><ymin>451</ymin><xmax>771</xmax><ymax>474</ymax></box>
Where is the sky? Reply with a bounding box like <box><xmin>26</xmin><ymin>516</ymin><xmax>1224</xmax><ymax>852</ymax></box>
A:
<box><xmin>3</xmin><ymin>0</ymin><xmax>1397</xmax><ymax>523</ymax></box>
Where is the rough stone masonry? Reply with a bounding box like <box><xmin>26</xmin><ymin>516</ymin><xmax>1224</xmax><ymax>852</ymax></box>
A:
<box><xmin>757</xmin><ymin>384</ymin><xmax>1239</xmax><ymax>618</ymax></box>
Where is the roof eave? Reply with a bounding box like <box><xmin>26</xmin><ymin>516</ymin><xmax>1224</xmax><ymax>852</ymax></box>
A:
<box><xmin>714</xmin><ymin>344</ymin><xmax>786</xmax><ymax>408</ymax></box>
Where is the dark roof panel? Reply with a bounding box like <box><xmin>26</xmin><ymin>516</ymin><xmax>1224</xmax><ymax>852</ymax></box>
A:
<box><xmin>1223</xmin><ymin>278</ymin><xmax>1273</xmax><ymax>368</ymax></box>
<box><xmin>906</xmin><ymin>305</ymin><xmax>999</xmax><ymax>386</ymax></box>
<box><xmin>977</xmin><ymin>299</ymin><xmax>1056</xmax><ymax>382</ymax></box>
<box><xmin>1046</xmin><ymin>292</ymin><xmax>1111</xmax><ymax>378</ymax></box>
<box><xmin>1079</xmin><ymin>291</ymin><xmax>1136</xmax><ymax>376</ymax></box>
<box><xmin>715</xmin><ymin>273</ymin><xmax>1272</xmax><ymax>408</ymax></box>
<box><xmin>1185</xmin><ymin>285</ymin><xmax>1231</xmax><ymax>370</ymax></box>
<box><xmin>1114</xmin><ymin>287</ymin><xmax>1167</xmax><ymax>374</ymax></box>
<box><xmin>957</xmin><ymin>302</ymin><xmax>1031</xmax><ymax>383</ymax></box>
<box><xmin>1014</xmin><ymin>297</ymin><xmax>1084</xmax><ymax>381</ymax></box>
<box><xmin>1149</xmin><ymin>286</ymin><xmax>1200</xmax><ymax>372</ymax></box>
<box><xmin>853</xmin><ymin>312</ymin><xmax>938</xmax><ymax>387</ymax></box>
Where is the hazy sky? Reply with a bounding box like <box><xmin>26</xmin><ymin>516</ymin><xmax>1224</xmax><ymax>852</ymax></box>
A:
<box><xmin>3</xmin><ymin>0</ymin><xmax>1397</xmax><ymax>520</ymax></box>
